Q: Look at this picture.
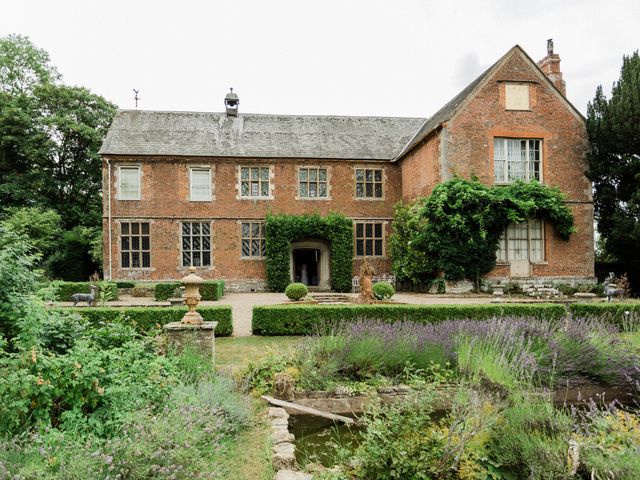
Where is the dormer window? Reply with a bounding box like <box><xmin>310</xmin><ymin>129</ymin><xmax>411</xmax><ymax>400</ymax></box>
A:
<box><xmin>505</xmin><ymin>83</ymin><xmax>530</xmax><ymax>110</ymax></box>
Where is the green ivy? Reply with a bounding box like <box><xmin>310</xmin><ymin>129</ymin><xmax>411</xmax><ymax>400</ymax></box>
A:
<box><xmin>265</xmin><ymin>213</ymin><xmax>353</xmax><ymax>292</ymax></box>
<box><xmin>391</xmin><ymin>178</ymin><xmax>575</xmax><ymax>285</ymax></box>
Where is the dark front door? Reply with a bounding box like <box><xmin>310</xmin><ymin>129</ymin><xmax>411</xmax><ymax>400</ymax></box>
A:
<box><xmin>293</xmin><ymin>248</ymin><xmax>320</xmax><ymax>286</ymax></box>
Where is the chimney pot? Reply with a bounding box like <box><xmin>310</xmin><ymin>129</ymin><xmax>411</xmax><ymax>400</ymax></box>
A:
<box><xmin>537</xmin><ymin>39</ymin><xmax>566</xmax><ymax>96</ymax></box>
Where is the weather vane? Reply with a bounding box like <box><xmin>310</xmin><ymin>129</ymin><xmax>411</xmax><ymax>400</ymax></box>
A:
<box><xmin>133</xmin><ymin>89</ymin><xmax>141</xmax><ymax>109</ymax></box>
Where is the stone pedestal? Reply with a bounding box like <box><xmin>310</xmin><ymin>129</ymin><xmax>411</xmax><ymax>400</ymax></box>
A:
<box><xmin>163</xmin><ymin>321</ymin><xmax>217</xmax><ymax>361</ymax></box>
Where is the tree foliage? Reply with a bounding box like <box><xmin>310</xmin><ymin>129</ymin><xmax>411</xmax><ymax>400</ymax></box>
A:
<box><xmin>0</xmin><ymin>34</ymin><xmax>116</xmax><ymax>278</ymax></box>
<box><xmin>587</xmin><ymin>51</ymin><xmax>640</xmax><ymax>272</ymax></box>
<box><xmin>390</xmin><ymin>178</ymin><xmax>575</xmax><ymax>285</ymax></box>
<box><xmin>265</xmin><ymin>213</ymin><xmax>353</xmax><ymax>292</ymax></box>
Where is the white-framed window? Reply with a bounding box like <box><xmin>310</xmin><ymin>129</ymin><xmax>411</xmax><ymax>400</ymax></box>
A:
<box><xmin>299</xmin><ymin>167</ymin><xmax>328</xmax><ymax>198</ymax></box>
<box><xmin>118</xmin><ymin>166</ymin><xmax>140</xmax><ymax>200</ymax></box>
<box><xmin>239</xmin><ymin>166</ymin><xmax>271</xmax><ymax>198</ymax></box>
<box><xmin>497</xmin><ymin>219</ymin><xmax>544</xmax><ymax>263</ymax></box>
<box><xmin>189</xmin><ymin>167</ymin><xmax>212</xmax><ymax>201</ymax></box>
<box><xmin>354</xmin><ymin>222</ymin><xmax>384</xmax><ymax>257</ymax></box>
<box><xmin>505</xmin><ymin>83</ymin><xmax>530</xmax><ymax>110</ymax></box>
<box><xmin>181</xmin><ymin>222</ymin><xmax>211</xmax><ymax>267</ymax></box>
<box><xmin>355</xmin><ymin>168</ymin><xmax>383</xmax><ymax>198</ymax></box>
<box><xmin>494</xmin><ymin>138</ymin><xmax>542</xmax><ymax>183</ymax></box>
<box><xmin>120</xmin><ymin>221</ymin><xmax>150</xmax><ymax>268</ymax></box>
<box><xmin>241</xmin><ymin>222</ymin><xmax>266</xmax><ymax>258</ymax></box>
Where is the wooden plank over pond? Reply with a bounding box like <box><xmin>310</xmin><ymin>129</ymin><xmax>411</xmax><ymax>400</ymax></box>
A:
<box><xmin>261</xmin><ymin>395</ymin><xmax>355</xmax><ymax>425</ymax></box>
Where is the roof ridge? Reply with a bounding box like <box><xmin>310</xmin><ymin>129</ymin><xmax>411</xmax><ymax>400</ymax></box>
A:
<box><xmin>116</xmin><ymin>109</ymin><xmax>426</xmax><ymax>121</ymax></box>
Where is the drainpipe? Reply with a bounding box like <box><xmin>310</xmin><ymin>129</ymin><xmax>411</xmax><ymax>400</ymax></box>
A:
<box><xmin>106</xmin><ymin>158</ymin><xmax>113</xmax><ymax>280</ymax></box>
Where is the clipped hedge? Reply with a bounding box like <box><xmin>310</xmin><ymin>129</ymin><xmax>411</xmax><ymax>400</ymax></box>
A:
<box><xmin>252</xmin><ymin>303</ymin><xmax>567</xmax><ymax>335</ymax></box>
<box><xmin>52</xmin><ymin>281</ymin><xmax>119</xmax><ymax>301</ymax></box>
<box><xmin>154</xmin><ymin>282</ymin><xmax>182</xmax><ymax>301</ymax></box>
<box><xmin>154</xmin><ymin>280</ymin><xmax>225</xmax><ymax>301</ymax></box>
<box><xmin>53</xmin><ymin>306</ymin><xmax>233</xmax><ymax>336</ymax></box>
<box><xmin>569</xmin><ymin>302</ymin><xmax>640</xmax><ymax>325</ymax></box>
<box><xmin>115</xmin><ymin>281</ymin><xmax>136</xmax><ymax>289</ymax></box>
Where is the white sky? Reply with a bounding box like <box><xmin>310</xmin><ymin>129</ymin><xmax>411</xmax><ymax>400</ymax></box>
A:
<box><xmin>1</xmin><ymin>0</ymin><xmax>638</xmax><ymax>118</ymax></box>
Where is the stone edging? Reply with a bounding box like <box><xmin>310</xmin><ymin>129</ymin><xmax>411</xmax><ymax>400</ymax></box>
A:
<box><xmin>268</xmin><ymin>407</ymin><xmax>312</xmax><ymax>480</ymax></box>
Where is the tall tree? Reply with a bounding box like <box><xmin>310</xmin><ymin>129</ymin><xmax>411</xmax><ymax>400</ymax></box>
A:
<box><xmin>587</xmin><ymin>51</ymin><xmax>640</xmax><ymax>272</ymax></box>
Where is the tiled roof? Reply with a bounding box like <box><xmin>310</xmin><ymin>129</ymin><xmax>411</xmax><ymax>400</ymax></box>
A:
<box><xmin>99</xmin><ymin>110</ymin><xmax>425</xmax><ymax>160</ymax></box>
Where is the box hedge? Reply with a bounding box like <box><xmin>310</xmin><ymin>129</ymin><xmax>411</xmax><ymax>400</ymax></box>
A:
<box><xmin>51</xmin><ymin>281</ymin><xmax>119</xmax><ymax>301</ymax></box>
<box><xmin>115</xmin><ymin>281</ymin><xmax>136</xmax><ymax>289</ymax></box>
<box><xmin>53</xmin><ymin>306</ymin><xmax>233</xmax><ymax>336</ymax></box>
<box><xmin>252</xmin><ymin>303</ymin><xmax>567</xmax><ymax>335</ymax></box>
<box><xmin>154</xmin><ymin>280</ymin><xmax>225</xmax><ymax>301</ymax></box>
<box><xmin>569</xmin><ymin>302</ymin><xmax>640</xmax><ymax>325</ymax></box>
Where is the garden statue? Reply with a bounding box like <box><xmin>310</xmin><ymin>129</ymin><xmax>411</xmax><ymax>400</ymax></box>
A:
<box><xmin>181</xmin><ymin>266</ymin><xmax>204</xmax><ymax>324</ymax></box>
<box><xmin>71</xmin><ymin>285</ymin><xmax>97</xmax><ymax>307</ymax></box>
<box><xmin>604</xmin><ymin>272</ymin><xmax>625</xmax><ymax>302</ymax></box>
<box><xmin>273</xmin><ymin>372</ymin><xmax>295</xmax><ymax>401</ymax></box>
<box><xmin>359</xmin><ymin>257</ymin><xmax>375</xmax><ymax>303</ymax></box>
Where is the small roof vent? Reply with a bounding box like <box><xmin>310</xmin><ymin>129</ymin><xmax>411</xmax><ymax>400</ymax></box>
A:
<box><xmin>225</xmin><ymin>88</ymin><xmax>239</xmax><ymax>117</ymax></box>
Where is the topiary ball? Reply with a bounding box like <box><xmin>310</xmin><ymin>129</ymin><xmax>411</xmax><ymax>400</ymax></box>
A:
<box><xmin>285</xmin><ymin>282</ymin><xmax>309</xmax><ymax>301</ymax></box>
<box><xmin>373</xmin><ymin>281</ymin><xmax>395</xmax><ymax>300</ymax></box>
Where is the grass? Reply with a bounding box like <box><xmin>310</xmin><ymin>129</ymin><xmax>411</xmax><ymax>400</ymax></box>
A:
<box><xmin>216</xmin><ymin>335</ymin><xmax>303</xmax><ymax>373</ymax></box>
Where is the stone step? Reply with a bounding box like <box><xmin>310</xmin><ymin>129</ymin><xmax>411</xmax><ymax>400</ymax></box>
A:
<box><xmin>310</xmin><ymin>294</ymin><xmax>351</xmax><ymax>304</ymax></box>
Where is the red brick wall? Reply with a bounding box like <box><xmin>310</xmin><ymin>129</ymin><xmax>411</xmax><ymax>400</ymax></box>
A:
<box><xmin>102</xmin><ymin>157</ymin><xmax>397</xmax><ymax>283</ymax></box>
<box><xmin>400</xmin><ymin>134</ymin><xmax>441</xmax><ymax>201</ymax></box>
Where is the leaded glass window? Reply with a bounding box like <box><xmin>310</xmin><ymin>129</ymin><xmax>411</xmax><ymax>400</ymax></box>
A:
<box><xmin>299</xmin><ymin>167</ymin><xmax>328</xmax><ymax>198</ymax></box>
<box><xmin>241</xmin><ymin>222</ymin><xmax>266</xmax><ymax>258</ymax></box>
<box><xmin>354</xmin><ymin>222</ymin><xmax>384</xmax><ymax>257</ymax></box>
<box><xmin>120</xmin><ymin>221</ymin><xmax>150</xmax><ymax>268</ymax></box>
<box><xmin>494</xmin><ymin>138</ymin><xmax>541</xmax><ymax>183</ymax></box>
<box><xmin>240</xmin><ymin>167</ymin><xmax>270</xmax><ymax>198</ymax></box>
<box><xmin>181</xmin><ymin>222</ymin><xmax>211</xmax><ymax>267</ymax></box>
<box><xmin>355</xmin><ymin>168</ymin><xmax>383</xmax><ymax>198</ymax></box>
<box><xmin>497</xmin><ymin>219</ymin><xmax>544</xmax><ymax>262</ymax></box>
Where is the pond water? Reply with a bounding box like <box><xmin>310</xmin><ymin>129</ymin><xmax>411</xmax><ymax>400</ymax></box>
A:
<box><xmin>288</xmin><ymin>414</ymin><xmax>365</xmax><ymax>467</ymax></box>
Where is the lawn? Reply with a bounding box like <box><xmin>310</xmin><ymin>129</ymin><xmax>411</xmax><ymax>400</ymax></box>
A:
<box><xmin>216</xmin><ymin>335</ymin><xmax>304</xmax><ymax>373</ymax></box>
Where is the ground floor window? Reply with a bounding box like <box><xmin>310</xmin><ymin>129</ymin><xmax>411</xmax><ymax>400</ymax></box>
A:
<box><xmin>497</xmin><ymin>219</ymin><xmax>544</xmax><ymax>262</ymax></box>
<box><xmin>354</xmin><ymin>221</ymin><xmax>384</xmax><ymax>257</ymax></box>
<box><xmin>121</xmin><ymin>221</ymin><xmax>150</xmax><ymax>268</ymax></box>
<box><xmin>181</xmin><ymin>222</ymin><xmax>211</xmax><ymax>267</ymax></box>
<box><xmin>241</xmin><ymin>222</ymin><xmax>266</xmax><ymax>258</ymax></box>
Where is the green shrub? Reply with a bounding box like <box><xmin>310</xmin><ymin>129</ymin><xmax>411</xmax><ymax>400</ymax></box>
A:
<box><xmin>51</xmin><ymin>306</ymin><xmax>233</xmax><ymax>336</ymax></box>
<box><xmin>115</xmin><ymin>281</ymin><xmax>135</xmax><ymax>289</ymax></box>
<box><xmin>569</xmin><ymin>302</ymin><xmax>640</xmax><ymax>325</ymax></box>
<box><xmin>285</xmin><ymin>282</ymin><xmax>308</xmax><ymax>301</ymax></box>
<box><xmin>252</xmin><ymin>303</ymin><xmax>567</xmax><ymax>335</ymax></box>
<box><xmin>154</xmin><ymin>282</ymin><xmax>182</xmax><ymax>301</ymax></box>
<box><xmin>373</xmin><ymin>281</ymin><xmax>395</xmax><ymax>300</ymax></box>
<box><xmin>201</xmin><ymin>280</ymin><xmax>225</xmax><ymax>301</ymax></box>
<box><xmin>51</xmin><ymin>281</ymin><xmax>118</xmax><ymax>301</ymax></box>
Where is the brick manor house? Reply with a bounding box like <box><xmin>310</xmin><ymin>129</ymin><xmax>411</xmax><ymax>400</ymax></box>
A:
<box><xmin>100</xmin><ymin>43</ymin><xmax>594</xmax><ymax>291</ymax></box>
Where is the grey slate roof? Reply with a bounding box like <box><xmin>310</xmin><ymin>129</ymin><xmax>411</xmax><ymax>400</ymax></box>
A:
<box><xmin>99</xmin><ymin>110</ymin><xmax>425</xmax><ymax>160</ymax></box>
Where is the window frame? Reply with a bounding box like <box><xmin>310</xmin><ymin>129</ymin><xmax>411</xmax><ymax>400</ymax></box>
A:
<box><xmin>493</xmin><ymin>137</ymin><xmax>542</xmax><ymax>184</ymax></box>
<box><xmin>240</xmin><ymin>221</ymin><xmax>266</xmax><ymax>259</ymax></box>
<box><xmin>354</xmin><ymin>168</ymin><xmax>384</xmax><ymax>200</ymax></box>
<box><xmin>353</xmin><ymin>221</ymin><xmax>385</xmax><ymax>258</ymax></box>
<box><xmin>297</xmin><ymin>166</ymin><xmax>329</xmax><ymax>200</ymax></box>
<box><xmin>180</xmin><ymin>221</ymin><xmax>212</xmax><ymax>268</ymax></box>
<box><xmin>119</xmin><ymin>221</ymin><xmax>151</xmax><ymax>269</ymax></box>
<box><xmin>497</xmin><ymin>219</ymin><xmax>545</xmax><ymax>263</ymax></box>
<box><xmin>118</xmin><ymin>165</ymin><xmax>141</xmax><ymax>200</ymax></box>
<box><xmin>189</xmin><ymin>167</ymin><xmax>212</xmax><ymax>202</ymax></box>
<box><xmin>238</xmin><ymin>166</ymin><xmax>272</xmax><ymax>200</ymax></box>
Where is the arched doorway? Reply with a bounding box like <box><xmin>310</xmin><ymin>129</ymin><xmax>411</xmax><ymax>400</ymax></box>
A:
<box><xmin>290</xmin><ymin>239</ymin><xmax>331</xmax><ymax>290</ymax></box>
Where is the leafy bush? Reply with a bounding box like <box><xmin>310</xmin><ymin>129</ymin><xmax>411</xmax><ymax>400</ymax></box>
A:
<box><xmin>154</xmin><ymin>282</ymin><xmax>182</xmax><ymax>301</ymax></box>
<box><xmin>285</xmin><ymin>282</ymin><xmax>308</xmax><ymax>301</ymax></box>
<box><xmin>252</xmin><ymin>303</ymin><xmax>567</xmax><ymax>335</ymax></box>
<box><xmin>115</xmin><ymin>281</ymin><xmax>135</xmax><ymax>289</ymax></box>
<box><xmin>50</xmin><ymin>281</ymin><xmax>118</xmax><ymax>301</ymax></box>
<box><xmin>373</xmin><ymin>281</ymin><xmax>394</xmax><ymax>300</ymax></box>
<box><xmin>51</xmin><ymin>306</ymin><xmax>233</xmax><ymax>336</ymax></box>
<box><xmin>265</xmin><ymin>213</ymin><xmax>353</xmax><ymax>292</ymax></box>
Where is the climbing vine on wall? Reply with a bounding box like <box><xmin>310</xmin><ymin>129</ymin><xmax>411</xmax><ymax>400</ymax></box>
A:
<box><xmin>390</xmin><ymin>178</ymin><xmax>575</xmax><ymax>286</ymax></box>
<box><xmin>265</xmin><ymin>213</ymin><xmax>354</xmax><ymax>292</ymax></box>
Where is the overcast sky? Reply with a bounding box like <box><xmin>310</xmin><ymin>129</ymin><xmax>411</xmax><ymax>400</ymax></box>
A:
<box><xmin>2</xmin><ymin>0</ymin><xmax>638</xmax><ymax>118</ymax></box>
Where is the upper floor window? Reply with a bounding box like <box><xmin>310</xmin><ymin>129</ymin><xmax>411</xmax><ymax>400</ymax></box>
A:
<box><xmin>494</xmin><ymin>138</ymin><xmax>541</xmax><ymax>183</ymax></box>
<box><xmin>181</xmin><ymin>222</ymin><xmax>211</xmax><ymax>267</ymax></box>
<box><xmin>118</xmin><ymin>166</ymin><xmax>140</xmax><ymax>200</ymax></box>
<box><xmin>497</xmin><ymin>219</ymin><xmax>544</xmax><ymax>263</ymax></box>
<box><xmin>505</xmin><ymin>83</ymin><xmax>530</xmax><ymax>110</ymax></box>
<box><xmin>120</xmin><ymin>221</ymin><xmax>150</xmax><ymax>268</ymax></box>
<box><xmin>241</xmin><ymin>222</ymin><xmax>266</xmax><ymax>258</ymax></box>
<box><xmin>190</xmin><ymin>168</ymin><xmax>212</xmax><ymax>201</ymax></box>
<box><xmin>299</xmin><ymin>167</ymin><xmax>328</xmax><ymax>198</ymax></box>
<box><xmin>355</xmin><ymin>168</ymin><xmax>383</xmax><ymax>198</ymax></box>
<box><xmin>240</xmin><ymin>166</ymin><xmax>271</xmax><ymax>198</ymax></box>
<box><xmin>354</xmin><ymin>221</ymin><xmax>384</xmax><ymax>257</ymax></box>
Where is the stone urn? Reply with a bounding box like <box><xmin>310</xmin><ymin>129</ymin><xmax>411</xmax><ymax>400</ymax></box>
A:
<box><xmin>181</xmin><ymin>266</ymin><xmax>204</xmax><ymax>324</ymax></box>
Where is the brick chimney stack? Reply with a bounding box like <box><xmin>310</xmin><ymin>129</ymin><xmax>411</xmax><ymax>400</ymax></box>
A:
<box><xmin>537</xmin><ymin>39</ymin><xmax>566</xmax><ymax>96</ymax></box>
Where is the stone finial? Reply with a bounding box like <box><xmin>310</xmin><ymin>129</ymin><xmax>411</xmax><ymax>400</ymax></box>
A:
<box><xmin>181</xmin><ymin>266</ymin><xmax>204</xmax><ymax>324</ymax></box>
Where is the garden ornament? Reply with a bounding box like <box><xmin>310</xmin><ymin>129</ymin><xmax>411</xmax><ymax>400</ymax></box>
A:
<box><xmin>181</xmin><ymin>266</ymin><xmax>204</xmax><ymax>324</ymax></box>
<box><xmin>71</xmin><ymin>285</ymin><xmax>97</xmax><ymax>307</ymax></box>
<box><xmin>359</xmin><ymin>257</ymin><xmax>375</xmax><ymax>303</ymax></box>
<box><xmin>604</xmin><ymin>272</ymin><xmax>623</xmax><ymax>302</ymax></box>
